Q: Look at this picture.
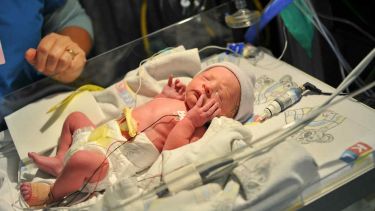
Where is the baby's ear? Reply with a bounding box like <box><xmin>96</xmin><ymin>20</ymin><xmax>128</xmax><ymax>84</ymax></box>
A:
<box><xmin>231</xmin><ymin>100</ymin><xmax>240</xmax><ymax>118</ymax></box>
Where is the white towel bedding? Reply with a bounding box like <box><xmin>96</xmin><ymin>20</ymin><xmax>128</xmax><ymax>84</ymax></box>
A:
<box><xmin>0</xmin><ymin>47</ymin><xmax>319</xmax><ymax>210</ymax></box>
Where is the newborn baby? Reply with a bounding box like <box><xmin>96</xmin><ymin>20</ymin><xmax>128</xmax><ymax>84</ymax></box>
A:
<box><xmin>20</xmin><ymin>62</ymin><xmax>255</xmax><ymax>207</ymax></box>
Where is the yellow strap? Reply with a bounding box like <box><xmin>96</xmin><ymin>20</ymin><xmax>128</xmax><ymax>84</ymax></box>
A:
<box><xmin>47</xmin><ymin>84</ymin><xmax>104</xmax><ymax>113</ymax></box>
<box><xmin>88</xmin><ymin>124</ymin><xmax>114</xmax><ymax>148</ymax></box>
<box><xmin>124</xmin><ymin>107</ymin><xmax>137</xmax><ymax>137</ymax></box>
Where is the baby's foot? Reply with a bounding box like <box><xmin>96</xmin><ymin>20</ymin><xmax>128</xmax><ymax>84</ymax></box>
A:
<box><xmin>28</xmin><ymin>152</ymin><xmax>63</xmax><ymax>177</ymax></box>
<box><xmin>20</xmin><ymin>182</ymin><xmax>53</xmax><ymax>207</ymax></box>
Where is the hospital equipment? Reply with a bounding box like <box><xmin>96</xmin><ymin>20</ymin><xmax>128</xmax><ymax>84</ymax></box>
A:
<box><xmin>1</xmin><ymin>2</ymin><xmax>375</xmax><ymax>210</ymax></box>
<box><xmin>258</xmin><ymin>85</ymin><xmax>304</xmax><ymax>121</ymax></box>
<box><xmin>225</xmin><ymin>0</ymin><xmax>260</xmax><ymax>29</ymax></box>
<box><xmin>245</xmin><ymin>0</ymin><xmax>293</xmax><ymax>43</ymax></box>
<box><xmin>97</xmin><ymin>47</ymin><xmax>375</xmax><ymax>208</ymax></box>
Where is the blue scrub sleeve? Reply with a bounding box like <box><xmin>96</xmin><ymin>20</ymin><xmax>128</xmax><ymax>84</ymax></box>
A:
<box><xmin>43</xmin><ymin>0</ymin><xmax>94</xmax><ymax>40</ymax></box>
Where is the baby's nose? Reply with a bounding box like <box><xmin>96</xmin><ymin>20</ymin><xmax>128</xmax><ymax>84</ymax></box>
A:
<box><xmin>203</xmin><ymin>83</ymin><xmax>215</xmax><ymax>98</ymax></box>
<box><xmin>202</xmin><ymin>84</ymin><xmax>212</xmax><ymax>97</ymax></box>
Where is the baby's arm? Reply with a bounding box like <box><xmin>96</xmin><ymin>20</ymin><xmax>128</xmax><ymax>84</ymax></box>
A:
<box><xmin>163</xmin><ymin>94</ymin><xmax>220</xmax><ymax>150</ymax></box>
<box><xmin>156</xmin><ymin>75</ymin><xmax>186</xmax><ymax>100</ymax></box>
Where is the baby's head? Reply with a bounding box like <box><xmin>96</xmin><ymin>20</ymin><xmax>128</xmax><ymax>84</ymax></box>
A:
<box><xmin>185</xmin><ymin>62</ymin><xmax>256</xmax><ymax>123</ymax></box>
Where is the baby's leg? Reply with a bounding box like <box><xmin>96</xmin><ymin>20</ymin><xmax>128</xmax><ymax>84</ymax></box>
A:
<box><xmin>29</xmin><ymin>112</ymin><xmax>95</xmax><ymax>177</ymax></box>
<box><xmin>21</xmin><ymin>150</ymin><xmax>109</xmax><ymax>207</ymax></box>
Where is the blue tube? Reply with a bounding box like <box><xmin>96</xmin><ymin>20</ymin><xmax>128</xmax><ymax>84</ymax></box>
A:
<box><xmin>245</xmin><ymin>0</ymin><xmax>294</xmax><ymax>43</ymax></box>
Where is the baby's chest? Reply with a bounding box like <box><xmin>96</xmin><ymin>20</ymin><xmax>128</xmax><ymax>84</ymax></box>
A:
<box><xmin>134</xmin><ymin>101</ymin><xmax>185</xmax><ymax>130</ymax></box>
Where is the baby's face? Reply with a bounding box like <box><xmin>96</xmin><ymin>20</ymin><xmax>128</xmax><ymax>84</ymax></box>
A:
<box><xmin>185</xmin><ymin>67</ymin><xmax>240</xmax><ymax>118</ymax></box>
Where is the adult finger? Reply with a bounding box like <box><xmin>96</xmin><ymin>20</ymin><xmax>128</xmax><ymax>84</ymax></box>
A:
<box><xmin>45</xmin><ymin>36</ymin><xmax>71</xmax><ymax>74</ymax></box>
<box><xmin>54</xmin><ymin>51</ymin><xmax>72</xmax><ymax>74</ymax></box>
<box><xmin>52</xmin><ymin>50</ymin><xmax>85</xmax><ymax>83</ymax></box>
<box><xmin>25</xmin><ymin>48</ymin><xmax>37</xmax><ymax>66</ymax></box>
<box><xmin>35</xmin><ymin>33</ymin><xmax>57</xmax><ymax>73</ymax></box>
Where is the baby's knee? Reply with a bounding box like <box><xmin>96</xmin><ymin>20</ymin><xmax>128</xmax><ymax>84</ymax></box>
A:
<box><xmin>66</xmin><ymin>112</ymin><xmax>86</xmax><ymax>122</ymax></box>
<box><xmin>65</xmin><ymin>112</ymin><xmax>94</xmax><ymax>129</ymax></box>
<box><xmin>68</xmin><ymin>150</ymin><xmax>108</xmax><ymax>170</ymax></box>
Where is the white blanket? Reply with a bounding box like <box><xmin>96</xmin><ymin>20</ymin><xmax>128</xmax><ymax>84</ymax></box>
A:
<box><xmin>88</xmin><ymin>47</ymin><xmax>319</xmax><ymax>210</ymax></box>
<box><xmin>93</xmin><ymin>117</ymin><xmax>318</xmax><ymax>211</ymax></box>
<box><xmin>0</xmin><ymin>47</ymin><xmax>319</xmax><ymax>210</ymax></box>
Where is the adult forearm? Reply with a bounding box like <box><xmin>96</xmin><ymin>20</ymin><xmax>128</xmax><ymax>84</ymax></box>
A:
<box><xmin>59</xmin><ymin>26</ymin><xmax>92</xmax><ymax>55</ymax></box>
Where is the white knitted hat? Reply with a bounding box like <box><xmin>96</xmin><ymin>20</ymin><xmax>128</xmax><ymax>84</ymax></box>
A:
<box><xmin>200</xmin><ymin>62</ymin><xmax>256</xmax><ymax>123</ymax></box>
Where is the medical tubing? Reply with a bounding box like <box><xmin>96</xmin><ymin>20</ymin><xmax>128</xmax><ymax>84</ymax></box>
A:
<box><xmin>199</xmin><ymin>45</ymin><xmax>242</xmax><ymax>57</ymax></box>
<box><xmin>245</xmin><ymin>0</ymin><xmax>293</xmax><ymax>43</ymax></box>
<box><xmin>120</xmin><ymin>78</ymin><xmax>375</xmax><ymax>210</ymax></box>
<box><xmin>303</xmin><ymin>82</ymin><xmax>347</xmax><ymax>95</ymax></box>
<box><xmin>336</xmin><ymin>49</ymin><xmax>375</xmax><ymax>94</ymax></box>
<box><xmin>53</xmin><ymin>139</ymin><xmax>131</xmax><ymax>207</ymax></box>
<box><xmin>108</xmin><ymin>78</ymin><xmax>375</xmax><ymax>210</ymax></box>
<box><xmin>309</xmin><ymin>2</ymin><xmax>372</xmax><ymax>96</ymax></box>
<box><xmin>277</xmin><ymin>25</ymin><xmax>288</xmax><ymax>60</ymax></box>
<box><xmin>296</xmin><ymin>1</ymin><xmax>351</xmax><ymax>69</ymax></box>
<box><xmin>197</xmin><ymin>157</ymin><xmax>235</xmax><ymax>179</ymax></box>
<box><xmin>147</xmin><ymin>48</ymin><xmax>375</xmax><ymax>199</ymax></box>
<box><xmin>233</xmin><ymin>48</ymin><xmax>375</xmax><ymax>163</ymax></box>
<box><xmin>132</xmin><ymin>49</ymin><xmax>375</xmax><ymax>211</ymax></box>
<box><xmin>301</xmin><ymin>2</ymin><xmax>371</xmax><ymax>95</ymax></box>
<box><xmin>50</xmin><ymin>114</ymin><xmax>179</xmax><ymax>207</ymax></box>
<box><xmin>339</xmin><ymin>64</ymin><xmax>350</xmax><ymax>94</ymax></box>
<box><xmin>46</xmin><ymin>48</ymin><xmax>375</xmax><ymax>209</ymax></box>
<box><xmin>131</xmin><ymin>75</ymin><xmax>374</xmax><ymax>206</ymax></box>
<box><xmin>234</xmin><ymin>79</ymin><xmax>375</xmax><ymax>168</ymax></box>
<box><xmin>296</xmin><ymin>0</ymin><xmax>373</xmax><ymax>96</ymax></box>
<box><xmin>317</xmin><ymin>13</ymin><xmax>375</xmax><ymax>43</ymax></box>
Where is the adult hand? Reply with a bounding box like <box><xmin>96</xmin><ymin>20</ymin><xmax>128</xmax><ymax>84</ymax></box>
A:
<box><xmin>25</xmin><ymin>33</ymin><xmax>86</xmax><ymax>83</ymax></box>
<box><xmin>161</xmin><ymin>75</ymin><xmax>186</xmax><ymax>100</ymax></box>
<box><xmin>186</xmin><ymin>94</ymin><xmax>221</xmax><ymax>128</ymax></box>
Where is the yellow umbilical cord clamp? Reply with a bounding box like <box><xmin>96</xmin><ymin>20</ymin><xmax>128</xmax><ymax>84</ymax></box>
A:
<box><xmin>88</xmin><ymin>124</ymin><xmax>114</xmax><ymax>148</ymax></box>
<box><xmin>124</xmin><ymin>107</ymin><xmax>137</xmax><ymax>137</ymax></box>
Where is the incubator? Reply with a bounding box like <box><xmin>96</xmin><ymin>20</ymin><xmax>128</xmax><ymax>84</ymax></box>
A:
<box><xmin>1</xmin><ymin>1</ymin><xmax>375</xmax><ymax>210</ymax></box>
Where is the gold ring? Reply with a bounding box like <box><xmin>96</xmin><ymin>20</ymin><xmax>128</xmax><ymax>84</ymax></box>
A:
<box><xmin>65</xmin><ymin>48</ymin><xmax>78</xmax><ymax>60</ymax></box>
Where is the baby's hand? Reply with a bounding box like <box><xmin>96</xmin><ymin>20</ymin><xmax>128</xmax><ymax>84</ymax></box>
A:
<box><xmin>161</xmin><ymin>75</ymin><xmax>186</xmax><ymax>100</ymax></box>
<box><xmin>186</xmin><ymin>94</ymin><xmax>221</xmax><ymax>128</ymax></box>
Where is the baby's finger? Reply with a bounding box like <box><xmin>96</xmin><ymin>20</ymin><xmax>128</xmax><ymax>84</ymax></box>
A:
<box><xmin>206</xmin><ymin>102</ymin><xmax>219</xmax><ymax>115</ymax></box>
<box><xmin>168</xmin><ymin>75</ymin><xmax>173</xmax><ymax>86</ymax></box>
<box><xmin>174</xmin><ymin>79</ymin><xmax>180</xmax><ymax>86</ymax></box>
<box><xmin>196</xmin><ymin>94</ymin><xmax>205</xmax><ymax>107</ymax></box>
<box><xmin>178</xmin><ymin>86</ymin><xmax>185</xmax><ymax>94</ymax></box>
<box><xmin>211</xmin><ymin>107</ymin><xmax>221</xmax><ymax>119</ymax></box>
<box><xmin>201</xmin><ymin>97</ymin><xmax>216</xmax><ymax>111</ymax></box>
